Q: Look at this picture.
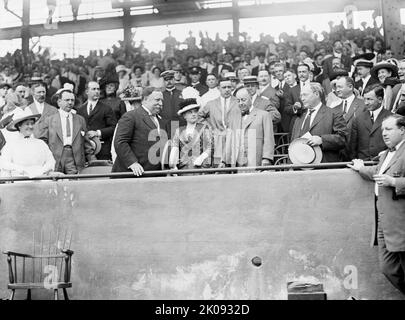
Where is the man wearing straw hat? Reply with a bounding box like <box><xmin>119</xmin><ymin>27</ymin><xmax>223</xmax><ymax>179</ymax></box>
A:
<box><xmin>290</xmin><ymin>82</ymin><xmax>347</xmax><ymax>163</ymax></box>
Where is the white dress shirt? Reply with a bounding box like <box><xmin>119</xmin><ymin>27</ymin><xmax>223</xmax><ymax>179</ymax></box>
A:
<box><xmin>300</xmin><ymin>79</ymin><xmax>311</xmax><ymax>90</ymax></box>
<box><xmin>301</xmin><ymin>102</ymin><xmax>322</xmax><ymax>129</ymax></box>
<box><xmin>375</xmin><ymin>140</ymin><xmax>405</xmax><ymax>196</ymax></box>
<box><xmin>59</xmin><ymin>109</ymin><xmax>73</xmax><ymax>146</ymax></box>
<box><xmin>370</xmin><ymin>105</ymin><xmax>383</xmax><ymax>122</ymax></box>
<box><xmin>341</xmin><ymin>94</ymin><xmax>355</xmax><ymax>113</ymax></box>
<box><xmin>33</xmin><ymin>99</ymin><xmax>44</xmax><ymax>115</ymax></box>
<box><xmin>141</xmin><ymin>105</ymin><xmax>160</xmax><ymax>134</ymax></box>
<box><xmin>220</xmin><ymin>97</ymin><xmax>231</xmax><ymax>128</ymax></box>
<box><xmin>87</xmin><ymin>100</ymin><xmax>98</xmax><ymax>115</ymax></box>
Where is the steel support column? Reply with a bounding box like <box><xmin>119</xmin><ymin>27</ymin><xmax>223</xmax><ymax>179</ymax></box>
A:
<box><xmin>21</xmin><ymin>0</ymin><xmax>30</xmax><ymax>64</ymax></box>
<box><xmin>381</xmin><ymin>0</ymin><xmax>405</xmax><ymax>57</ymax></box>
<box><xmin>232</xmin><ymin>0</ymin><xmax>239</xmax><ymax>39</ymax></box>
<box><xmin>123</xmin><ymin>8</ymin><xmax>132</xmax><ymax>58</ymax></box>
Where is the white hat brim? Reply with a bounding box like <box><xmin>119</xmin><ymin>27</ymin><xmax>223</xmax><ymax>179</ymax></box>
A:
<box><xmin>288</xmin><ymin>138</ymin><xmax>323</xmax><ymax>169</ymax></box>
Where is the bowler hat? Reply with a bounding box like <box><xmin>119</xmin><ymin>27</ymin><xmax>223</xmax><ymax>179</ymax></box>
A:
<box><xmin>371</xmin><ymin>61</ymin><xmax>398</xmax><ymax>79</ymax></box>
<box><xmin>288</xmin><ymin>137</ymin><xmax>323</xmax><ymax>167</ymax></box>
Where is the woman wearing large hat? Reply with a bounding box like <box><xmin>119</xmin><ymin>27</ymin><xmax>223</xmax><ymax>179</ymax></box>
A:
<box><xmin>0</xmin><ymin>108</ymin><xmax>56</xmax><ymax>178</ymax></box>
<box><xmin>371</xmin><ymin>61</ymin><xmax>401</xmax><ymax>110</ymax></box>
<box><xmin>168</xmin><ymin>98</ymin><xmax>212</xmax><ymax>172</ymax></box>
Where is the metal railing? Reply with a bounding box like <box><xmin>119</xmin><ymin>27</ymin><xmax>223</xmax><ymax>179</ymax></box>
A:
<box><xmin>0</xmin><ymin>161</ymin><xmax>377</xmax><ymax>183</ymax></box>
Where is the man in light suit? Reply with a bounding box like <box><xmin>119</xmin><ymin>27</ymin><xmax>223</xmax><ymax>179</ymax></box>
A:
<box><xmin>27</xmin><ymin>82</ymin><xmax>58</xmax><ymax>138</ymax></box>
<box><xmin>350</xmin><ymin>85</ymin><xmax>392</xmax><ymax>160</ymax></box>
<box><xmin>348</xmin><ymin>114</ymin><xmax>405</xmax><ymax>295</ymax></box>
<box><xmin>291</xmin><ymin>82</ymin><xmax>348</xmax><ymax>163</ymax></box>
<box><xmin>112</xmin><ymin>87</ymin><xmax>168</xmax><ymax>176</ymax></box>
<box><xmin>224</xmin><ymin>88</ymin><xmax>274</xmax><ymax>167</ymax></box>
<box><xmin>38</xmin><ymin>89</ymin><xmax>95</xmax><ymax>174</ymax></box>
<box><xmin>198</xmin><ymin>78</ymin><xmax>240</xmax><ymax>167</ymax></box>
<box><xmin>77</xmin><ymin>81</ymin><xmax>117</xmax><ymax>161</ymax></box>
<box><xmin>333</xmin><ymin>76</ymin><xmax>365</xmax><ymax>161</ymax></box>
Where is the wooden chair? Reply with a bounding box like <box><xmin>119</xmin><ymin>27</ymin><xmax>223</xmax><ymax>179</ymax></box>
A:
<box><xmin>3</xmin><ymin>229</ymin><xmax>73</xmax><ymax>300</ymax></box>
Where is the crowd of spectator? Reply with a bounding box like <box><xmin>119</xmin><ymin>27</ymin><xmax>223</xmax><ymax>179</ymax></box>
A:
<box><xmin>1</xmin><ymin>16</ymin><xmax>405</xmax><ymax>178</ymax></box>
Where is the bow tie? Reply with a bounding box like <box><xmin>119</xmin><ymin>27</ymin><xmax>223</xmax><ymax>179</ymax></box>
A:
<box><xmin>242</xmin><ymin>110</ymin><xmax>250</xmax><ymax>116</ymax></box>
<box><xmin>388</xmin><ymin>147</ymin><xmax>396</xmax><ymax>152</ymax></box>
<box><xmin>24</xmin><ymin>136</ymin><xmax>30</xmax><ymax>139</ymax></box>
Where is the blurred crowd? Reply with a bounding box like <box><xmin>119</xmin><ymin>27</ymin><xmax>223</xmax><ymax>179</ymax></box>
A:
<box><xmin>1</xmin><ymin>16</ymin><xmax>405</xmax><ymax>178</ymax></box>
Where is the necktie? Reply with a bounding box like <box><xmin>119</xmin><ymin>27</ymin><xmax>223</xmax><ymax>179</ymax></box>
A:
<box><xmin>66</xmin><ymin>114</ymin><xmax>71</xmax><ymax>138</ymax></box>
<box><xmin>343</xmin><ymin>100</ymin><xmax>348</xmax><ymax>114</ymax></box>
<box><xmin>88</xmin><ymin>103</ymin><xmax>93</xmax><ymax>115</ymax></box>
<box><xmin>370</xmin><ymin>112</ymin><xmax>374</xmax><ymax>124</ymax></box>
<box><xmin>300</xmin><ymin>109</ymin><xmax>315</xmax><ymax>135</ymax></box>
<box><xmin>150</xmin><ymin>115</ymin><xmax>159</xmax><ymax>130</ymax></box>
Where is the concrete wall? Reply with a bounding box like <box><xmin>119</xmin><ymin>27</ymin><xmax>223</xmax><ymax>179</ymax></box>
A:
<box><xmin>0</xmin><ymin>169</ymin><xmax>403</xmax><ymax>300</ymax></box>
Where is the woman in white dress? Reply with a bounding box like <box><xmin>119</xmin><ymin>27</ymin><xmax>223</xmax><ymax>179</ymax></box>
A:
<box><xmin>0</xmin><ymin>109</ymin><xmax>56</xmax><ymax>178</ymax></box>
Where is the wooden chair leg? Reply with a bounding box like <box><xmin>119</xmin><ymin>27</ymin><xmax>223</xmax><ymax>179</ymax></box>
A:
<box><xmin>9</xmin><ymin>290</ymin><xmax>15</xmax><ymax>300</ymax></box>
<box><xmin>26</xmin><ymin>289</ymin><xmax>31</xmax><ymax>300</ymax></box>
<box><xmin>54</xmin><ymin>289</ymin><xmax>59</xmax><ymax>300</ymax></box>
<box><xmin>62</xmin><ymin>288</ymin><xmax>69</xmax><ymax>300</ymax></box>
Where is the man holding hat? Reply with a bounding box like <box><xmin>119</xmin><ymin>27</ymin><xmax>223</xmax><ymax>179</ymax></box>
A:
<box><xmin>353</xmin><ymin>53</ymin><xmax>379</xmax><ymax>96</ymax></box>
<box><xmin>291</xmin><ymin>82</ymin><xmax>347</xmax><ymax>163</ymax></box>
<box><xmin>242</xmin><ymin>75</ymin><xmax>281</xmax><ymax>131</ymax></box>
<box><xmin>160</xmin><ymin>70</ymin><xmax>185</xmax><ymax>134</ymax></box>
<box><xmin>77</xmin><ymin>81</ymin><xmax>117</xmax><ymax>161</ymax></box>
<box><xmin>188</xmin><ymin>66</ymin><xmax>208</xmax><ymax>96</ymax></box>
<box><xmin>38</xmin><ymin>89</ymin><xmax>95</xmax><ymax>174</ymax></box>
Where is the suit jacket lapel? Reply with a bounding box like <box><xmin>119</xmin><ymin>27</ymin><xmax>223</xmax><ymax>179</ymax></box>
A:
<box><xmin>30</xmin><ymin>103</ymin><xmax>39</xmax><ymax>115</ymax></box>
<box><xmin>53</xmin><ymin>114</ymin><xmax>64</xmax><ymax>142</ymax></box>
<box><xmin>309</xmin><ymin>105</ymin><xmax>326</xmax><ymax>131</ymax></box>
<box><xmin>362</xmin><ymin>109</ymin><xmax>373</xmax><ymax>132</ymax></box>
<box><xmin>242</xmin><ymin>108</ymin><xmax>256</xmax><ymax>130</ymax></box>
<box><xmin>345</xmin><ymin>99</ymin><xmax>358</xmax><ymax>123</ymax></box>
<box><xmin>88</xmin><ymin>101</ymin><xmax>101</xmax><ymax>119</ymax></box>
<box><xmin>141</xmin><ymin>107</ymin><xmax>158</xmax><ymax>130</ymax></box>
<box><xmin>382</xmin><ymin>142</ymin><xmax>405</xmax><ymax>173</ymax></box>
<box><xmin>71</xmin><ymin>114</ymin><xmax>81</xmax><ymax>142</ymax></box>
<box><xmin>370</xmin><ymin>109</ymin><xmax>386</xmax><ymax>134</ymax></box>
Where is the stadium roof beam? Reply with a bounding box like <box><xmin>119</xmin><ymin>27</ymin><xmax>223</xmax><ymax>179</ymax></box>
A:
<box><xmin>0</xmin><ymin>0</ymin><xmax>404</xmax><ymax>41</ymax></box>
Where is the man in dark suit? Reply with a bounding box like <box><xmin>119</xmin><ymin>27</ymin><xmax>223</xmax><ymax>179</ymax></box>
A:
<box><xmin>77</xmin><ymin>81</ymin><xmax>117</xmax><ymax>160</ymax></box>
<box><xmin>333</xmin><ymin>76</ymin><xmax>365</xmax><ymax>161</ymax></box>
<box><xmin>38</xmin><ymin>89</ymin><xmax>95</xmax><ymax>174</ymax></box>
<box><xmin>243</xmin><ymin>76</ymin><xmax>281</xmax><ymax>130</ymax></box>
<box><xmin>27</xmin><ymin>82</ymin><xmax>58</xmax><ymax>138</ymax></box>
<box><xmin>160</xmin><ymin>70</ymin><xmax>184</xmax><ymax>137</ymax></box>
<box><xmin>257</xmin><ymin>70</ymin><xmax>280</xmax><ymax>110</ymax></box>
<box><xmin>353</xmin><ymin>53</ymin><xmax>379</xmax><ymax>97</ymax></box>
<box><xmin>112</xmin><ymin>87</ymin><xmax>168</xmax><ymax>176</ymax></box>
<box><xmin>322</xmin><ymin>40</ymin><xmax>352</xmax><ymax>77</ymax></box>
<box><xmin>251</xmin><ymin>52</ymin><xmax>268</xmax><ymax>76</ymax></box>
<box><xmin>188</xmin><ymin>66</ymin><xmax>208</xmax><ymax>96</ymax></box>
<box><xmin>291</xmin><ymin>82</ymin><xmax>348</xmax><ymax>163</ymax></box>
<box><xmin>350</xmin><ymin>85</ymin><xmax>392</xmax><ymax>160</ymax></box>
<box><xmin>283</xmin><ymin>63</ymin><xmax>311</xmax><ymax>133</ymax></box>
<box><xmin>348</xmin><ymin>114</ymin><xmax>405</xmax><ymax>295</ymax></box>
